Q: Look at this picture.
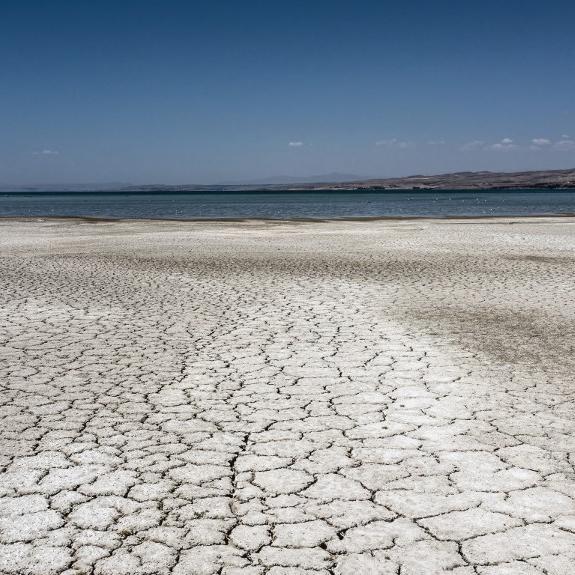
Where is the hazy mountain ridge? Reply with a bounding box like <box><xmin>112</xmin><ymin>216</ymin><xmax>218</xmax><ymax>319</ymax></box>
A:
<box><xmin>117</xmin><ymin>168</ymin><xmax>575</xmax><ymax>191</ymax></box>
<box><xmin>345</xmin><ymin>169</ymin><xmax>575</xmax><ymax>191</ymax></box>
<box><xmin>2</xmin><ymin>168</ymin><xmax>574</xmax><ymax>192</ymax></box>
<box><xmin>217</xmin><ymin>172</ymin><xmax>363</xmax><ymax>185</ymax></box>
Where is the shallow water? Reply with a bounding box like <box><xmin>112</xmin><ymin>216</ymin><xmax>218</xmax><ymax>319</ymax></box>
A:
<box><xmin>1</xmin><ymin>189</ymin><xmax>574</xmax><ymax>219</ymax></box>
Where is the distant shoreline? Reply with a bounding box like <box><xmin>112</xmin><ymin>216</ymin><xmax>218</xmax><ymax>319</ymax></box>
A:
<box><xmin>2</xmin><ymin>167</ymin><xmax>574</xmax><ymax>193</ymax></box>
<box><xmin>2</xmin><ymin>186</ymin><xmax>575</xmax><ymax>195</ymax></box>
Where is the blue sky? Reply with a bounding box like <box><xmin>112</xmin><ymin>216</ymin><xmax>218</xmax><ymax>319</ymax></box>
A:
<box><xmin>1</xmin><ymin>0</ymin><xmax>574</xmax><ymax>184</ymax></box>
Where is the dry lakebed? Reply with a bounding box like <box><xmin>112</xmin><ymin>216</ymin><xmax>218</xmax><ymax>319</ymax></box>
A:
<box><xmin>0</xmin><ymin>216</ymin><xmax>574</xmax><ymax>575</ymax></box>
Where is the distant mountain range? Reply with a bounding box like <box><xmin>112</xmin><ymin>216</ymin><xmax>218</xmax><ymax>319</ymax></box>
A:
<box><xmin>218</xmin><ymin>172</ymin><xmax>364</xmax><ymax>185</ymax></box>
<box><xmin>341</xmin><ymin>169</ymin><xmax>575</xmax><ymax>191</ymax></box>
<box><xmin>0</xmin><ymin>183</ymin><xmax>129</xmax><ymax>192</ymax></box>
<box><xmin>118</xmin><ymin>168</ymin><xmax>575</xmax><ymax>191</ymax></box>
<box><xmin>2</xmin><ymin>168</ymin><xmax>574</xmax><ymax>192</ymax></box>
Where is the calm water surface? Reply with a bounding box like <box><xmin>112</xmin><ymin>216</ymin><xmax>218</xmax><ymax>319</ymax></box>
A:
<box><xmin>1</xmin><ymin>190</ymin><xmax>574</xmax><ymax>219</ymax></box>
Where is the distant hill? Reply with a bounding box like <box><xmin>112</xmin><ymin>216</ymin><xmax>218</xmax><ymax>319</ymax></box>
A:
<box><xmin>337</xmin><ymin>169</ymin><xmax>575</xmax><ymax>191</ymax></box>
<box><xmin>0</xmin><ymin>183</ymin><xmax>129</xmax><ymax>192</ymax></box>
<box><xmin>2</xmin><ymin>168</ymin><xmax>574</xmax><ymax>192</ymax></box>
<box><xmin>123</xmin><ymin>168</ymin><xmax>575</xmax><ymax>192</ymax></box>
<box><xmin>218</xmin><ymin>173</ymin><xmax>364</xmax><ymax>185</ymax></box>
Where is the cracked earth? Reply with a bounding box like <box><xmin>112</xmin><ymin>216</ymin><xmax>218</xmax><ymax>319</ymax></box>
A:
<box><xmin>0</xmin><ymin>216</ymin><xmax>574</xmax><ymax>575</ymax></box>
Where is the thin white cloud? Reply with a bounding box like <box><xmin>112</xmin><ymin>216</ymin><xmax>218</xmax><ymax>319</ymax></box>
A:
<box><xmin>529</xmin><ymin>137</ymin><xmax>575</xmax><ymax>151</ymax></box>
<box><xmin>288</xmin><ymin>141</ymin><xmax>304</xmax><ymax>147</ymax></box>
<box><xmin>460</xmin><ymin>140</ymin><xmax>485</xmax><ymax>151</ymax></box>
<box><xmin>554</xmin><ymin>138</ymin><xmax>575</xmax><ymax>151</ymax></box>
<box><xmin>427</xmin><ymin>139</ymin><xmax>446</xmax><ymax>145</ymax></box>
<box><xmin>486</xmin><ymin>138</ymin><xmax>517</xmax><ymax>151</ymax></box>
<box><xmin>375</xmin><ymin>138</ymin><xmax>413</xmax><ymax>149</ymax></box>
<box><xmin>530</xmin><ymin>138</ymin><xmax>551</xmax><ymax>150</ymax></box>
<box><xmin>34</xmin><ymin>149</ymin><xmax>60</xmax><ymax>156</ymax></box>
<box><xmin>561</xmin><ymin>134</ymin><xmax>570</xmax><ymax>139</ymax></box>
<box><xmin>462</xmin><ymin>138</ymin><xmax>516</xmax><ymax>152</ymax></box>
<box><xmin>462</xmin><ymin>136</ymin><xmax>575</xmax><ymax>153</ymax></box>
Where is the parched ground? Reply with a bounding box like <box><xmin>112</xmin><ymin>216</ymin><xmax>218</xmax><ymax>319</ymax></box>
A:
<box><xmin>0</xmin><ymin>217</ymin><xmax>574</xmax><ymax>575</ymax></box>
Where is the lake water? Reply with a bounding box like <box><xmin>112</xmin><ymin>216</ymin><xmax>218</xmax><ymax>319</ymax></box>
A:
<box><xmin>1</xmin><ymin>189</ymin><xmax>574</xmax><ymax>220</ymax></box>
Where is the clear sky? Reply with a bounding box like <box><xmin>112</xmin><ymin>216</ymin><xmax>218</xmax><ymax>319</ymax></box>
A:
<box><xmin>1</xmin><ymin>0</ymin><xmax>574</xmax><ymax>185</ymax></box>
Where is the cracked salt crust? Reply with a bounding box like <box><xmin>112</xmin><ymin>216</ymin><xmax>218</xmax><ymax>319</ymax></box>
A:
<box><xmin>0</xmin><ymin>216</ymin><xmax>574</xmax><ymax>574</ymax></box>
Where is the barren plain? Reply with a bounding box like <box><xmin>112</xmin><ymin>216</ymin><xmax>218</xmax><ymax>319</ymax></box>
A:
<box><xmin>1</xmin><ymin>217</ymin><xmax>574</xmax><ymax>575</ymax></box>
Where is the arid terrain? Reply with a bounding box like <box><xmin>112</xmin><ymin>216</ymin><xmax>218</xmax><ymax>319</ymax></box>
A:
<box><xmin>131</xmin><ymin>168</ymin><xmax>575</xmax><ymax>191</ymax></box>
<box><xmin>5</xmin><ymin>167</ymin><xmax>575</xmax><ymax>192</ymax></box>
<box><xmin>1</xmin><ymin>217</ymin><xmax>574</xmax><ymax>574</ymax></box>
